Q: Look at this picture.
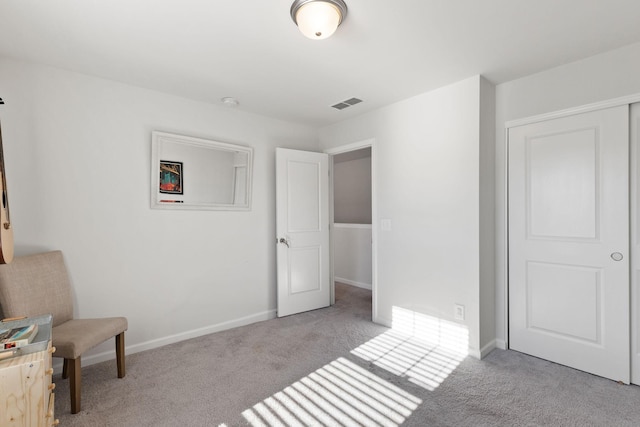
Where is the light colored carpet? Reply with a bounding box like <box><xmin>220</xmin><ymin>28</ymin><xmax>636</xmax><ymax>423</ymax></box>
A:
<box><xmin>54</xmin><ymin>283</ymin><xmax>640</xmax><ymax>426</ymax></box>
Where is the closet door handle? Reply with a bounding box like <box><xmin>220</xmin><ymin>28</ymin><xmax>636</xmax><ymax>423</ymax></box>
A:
<box><xmin>611</xmin><ymin>252</ymin><xmax>623</xmax><ymax>261</ymax></box>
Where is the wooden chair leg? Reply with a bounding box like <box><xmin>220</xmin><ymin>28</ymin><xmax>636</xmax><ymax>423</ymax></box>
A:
<box><xmin>115</xmin><ymin>332</ymin><xmax>125</xmax><ymax>378</ymax></box>
<box><xmin>62</xmin><ymin>358</ymin><xmax>69</xmax><ymax>379</ymax></box>
<box><xmin>69</xmin><ymin>357</ymin><xmax>81</xmax><ymax>414</ymax></box>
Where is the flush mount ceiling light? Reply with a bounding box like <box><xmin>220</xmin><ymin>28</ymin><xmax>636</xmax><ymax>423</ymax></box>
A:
<box><xmin>290</xmin><ymin>0</ymin><xmax>348</xmax><ymax>40</ymax></box>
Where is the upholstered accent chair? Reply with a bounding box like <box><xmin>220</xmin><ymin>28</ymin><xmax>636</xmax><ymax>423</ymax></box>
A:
<box><xmin>0</xmin><ymin>250</ymin><xmax>128</xmax><ymax>414</ymax></box>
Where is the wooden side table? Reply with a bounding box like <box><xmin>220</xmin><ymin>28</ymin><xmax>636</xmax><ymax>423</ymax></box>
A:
<box><xmin>0</xmin><ymin>315</ymin><xmax>58</xmax><ymax>426</ymax></box>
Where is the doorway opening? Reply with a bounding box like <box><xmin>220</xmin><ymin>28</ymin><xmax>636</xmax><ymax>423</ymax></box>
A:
<box><xmin>326</xmin><ymin>140</ymin><xmax>376</xmax><ymax>321</ymax></box>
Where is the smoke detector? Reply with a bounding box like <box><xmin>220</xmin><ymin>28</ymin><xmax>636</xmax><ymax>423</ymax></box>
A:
<box><xmin>221</xmin><ymin>97</ymin><xmax>239</xmax><ymax>107</ymax></box>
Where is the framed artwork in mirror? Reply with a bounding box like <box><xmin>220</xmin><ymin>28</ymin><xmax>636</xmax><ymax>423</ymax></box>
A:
<box><xmin>159</xmin><ymin>161</ymin><xmax>183</xmax><ymax>194</ymax></box>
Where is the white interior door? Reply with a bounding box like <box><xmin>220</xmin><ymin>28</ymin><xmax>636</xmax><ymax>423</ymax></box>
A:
<box><xmin>508</xmin><ymin>105</ymin><xmax>630</xmax><ymax>383</ymax></box>
<box><xmin>276</xmin><ymin>148</ymin><xmax>330</xmax><ymax>317</ymax></box>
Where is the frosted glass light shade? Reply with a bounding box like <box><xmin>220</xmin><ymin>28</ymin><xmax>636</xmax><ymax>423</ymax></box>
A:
<box><xmin>291</xmin><ymin>0</ymin><xmax>347</xmax><ymax>40</ymax></box>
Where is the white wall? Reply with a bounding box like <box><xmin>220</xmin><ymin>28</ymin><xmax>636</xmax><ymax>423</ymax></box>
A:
<box><xmin>495</xmin><ymin>41</ymin><xmax>640</xmax><ymax>347</ymax></box>
<box><xmin>333</xmin><ymin>224</ymin><xmax>372</xmax><ymax>289</ymax></box>
<box><xmin>0</xmin><ymin>57</ymin><xmax>318</xmax><ymax>363</ymax></box>
<box><xmin>319</xmin><ymin>75</ymin><xmax>495</xmax><ymax>357</ymax></box>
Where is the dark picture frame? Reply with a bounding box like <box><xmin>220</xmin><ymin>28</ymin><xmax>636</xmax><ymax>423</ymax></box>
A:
<box><xmin>159</xmin><ymin>160</ymin><xmax>183</xmax><ymax>194</ymax></box>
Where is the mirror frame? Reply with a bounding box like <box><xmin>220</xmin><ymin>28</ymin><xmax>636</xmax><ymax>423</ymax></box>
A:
<box><xmin>151</xmin><ymin>131</ymin><xmax>253</xmax><ymax>211</ymax></box>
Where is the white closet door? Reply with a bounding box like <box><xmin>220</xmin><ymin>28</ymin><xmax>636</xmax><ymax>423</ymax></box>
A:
<box><xmin>631</xmin><ymin>103</ymin><xmax>640</xmax><ymax>385</ymax></box>
<box><xmin>509</xmin><ymin>105</ymin><xmax>630</xmax><ymax>383</ymax></box>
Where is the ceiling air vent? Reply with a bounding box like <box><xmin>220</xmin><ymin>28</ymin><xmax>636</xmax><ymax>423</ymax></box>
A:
<box><xmin>331</xmin><ymin>97</ymin><xmax>362</xmax><ymax>110</ymax></box>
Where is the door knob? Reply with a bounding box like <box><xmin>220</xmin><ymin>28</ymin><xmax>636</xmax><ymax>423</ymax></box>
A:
<box><xmin>278</xmin><ymin>238</ymin><xmax>290</xmax><ymax>248</ymax></box>
<box><xmin>611</xmin><ymin>252</ymin><xmax>623</xmax><ymax>261</ymax></box>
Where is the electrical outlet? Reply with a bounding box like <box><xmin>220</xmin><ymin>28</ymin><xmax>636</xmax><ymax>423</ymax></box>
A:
<box><xmin>454</xmin><ymin>304</ymin><xmax>465</xmax><ymax>321</ymax></box>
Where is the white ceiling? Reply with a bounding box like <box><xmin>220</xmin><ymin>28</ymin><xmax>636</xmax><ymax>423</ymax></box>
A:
<box><xmin>1</xmin><ymin>0</ymin><xmax>640</xmax><ymax>127</ymax></box>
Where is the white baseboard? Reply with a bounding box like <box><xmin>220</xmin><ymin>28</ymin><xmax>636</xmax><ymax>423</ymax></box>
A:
<box><xmin>53</xmin><ymin>309</ymin><xmax>277</xmax><ymax>373</ymax></box>
<box><xmin>373</xmin><ymin>314</ymin><xmax>392</xmax><ymax>328</ymax></box>
<box><xmin>495</xmin><ymin>339</ymin><xmax>507</xmax><ymax>350</ymax></box>
<box><xmin>479</xmin><ymin>339</ymin><xmax>498</xmax><ymax>359</ymax></box>
<box><xmin>469</xmin><ymin>340</ymin><xmax>500</xmax><ymax>360</ymax></box>
<box><xmin>468</xmin><ymin>348</ymin><xmax>481</xmax><ymax>359</ymax></box>
<box><xmin>335</xmin><ymin>277</ymin><xmax>372</xmax><ymax>290</ymax></box>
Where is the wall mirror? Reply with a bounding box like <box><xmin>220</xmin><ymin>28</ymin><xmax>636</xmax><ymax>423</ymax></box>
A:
<box><xmin>151</xmin><ymin>131</ymin><xmax>253</xmax><ymax>210</ymax></box>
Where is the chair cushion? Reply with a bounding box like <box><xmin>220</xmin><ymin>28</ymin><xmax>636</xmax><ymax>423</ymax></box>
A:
<box><xmin>0</xmin><ymin>251</ymin><xmax>73</xmax><ymax>326</ymax></box>
<box><xmin>53</xmin><ymin>317</ymin><xmax>128</xmax><ymax>359</ymax></box>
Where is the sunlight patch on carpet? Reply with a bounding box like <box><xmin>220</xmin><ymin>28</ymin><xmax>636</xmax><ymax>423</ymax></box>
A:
<box><xmin>241</xmin><ymin>357</ymin><xmax>422</xmax><ymax>426</ymax></box>
<box><xmin>351</xmin><ymin>306</ymin><xmax>468</xmax><ymax>391</ymax></box>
